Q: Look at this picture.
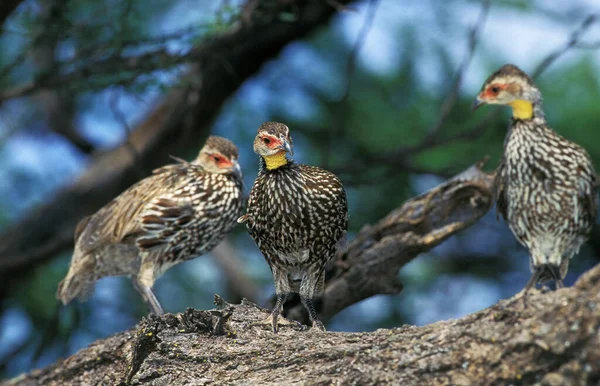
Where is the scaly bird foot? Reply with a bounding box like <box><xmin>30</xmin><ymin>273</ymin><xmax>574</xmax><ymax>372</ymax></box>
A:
<box><xmin>251</xmin><ymin>313</ymin><xmax>304</xmax><ymax>333</ymax></box>
<box><xmin>311</xmin><ymin>319</ymin><xmax>326</xmax><ymax>332</ymax></box>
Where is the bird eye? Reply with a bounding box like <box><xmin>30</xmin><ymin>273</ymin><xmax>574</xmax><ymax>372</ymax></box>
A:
<box><xmin>491</xmin><ymin>86</ymin><xmax>500</xmax><ymax>93</ymax></box>
<box><xmin>213</xmin><ymin>155</ymin><xmax>222</xmax><ymax>162</ymax></box>
<box><xmin>263</xmin><ymin>137</ymin><xmax>271</xmax><ymax>145</ymax></box>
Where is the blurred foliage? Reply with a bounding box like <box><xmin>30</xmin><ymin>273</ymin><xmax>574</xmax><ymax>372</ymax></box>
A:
<box><xmin>1</xmin><ymin>0</ymin><xmax>600</xmax><ymax>379</ymax></box>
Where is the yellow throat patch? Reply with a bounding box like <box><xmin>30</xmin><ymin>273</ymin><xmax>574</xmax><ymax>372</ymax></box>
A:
<box><xmin>263</xmin><ymin>152</ymin><xmax>288</xmax><ymax>170</ymax></box>
<box><xmin>508</xmin><ymin>99</ymin><xmax>533</xmax><ymax>120</ymax></box>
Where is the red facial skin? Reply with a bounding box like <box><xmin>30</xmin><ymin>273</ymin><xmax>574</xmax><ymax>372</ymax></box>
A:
<box><xmin>260</xmin><ymin>134</ymin><xmax>284</xmax><ymax>151</ymax></box>
<box><xmin>208</xmin><ymin>153</ymin><xmax>234</xmax><ymax>169</ymax></box>
<box><xmin>478</xmin><ymin>82</ymin><xmax>509</xmax><ymax>101</ymax></box>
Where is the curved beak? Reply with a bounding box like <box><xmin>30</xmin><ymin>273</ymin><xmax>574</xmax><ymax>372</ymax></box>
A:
<box><xmin>472</xmin><ymin>95</ymin><xmax>484</xmax><ymax>111</ymax></box>
<box><xmin>231</xmin><ymin>161</ymin><xmax>242</xmax><ymax>179</ymax></box>
<box><xmin>281</xmin><ymin>139</ymin><xmax>293</xmax><ymax>156</ymax></box>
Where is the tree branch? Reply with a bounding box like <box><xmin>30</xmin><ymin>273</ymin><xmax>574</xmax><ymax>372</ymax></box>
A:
<box><xmin>532</xmin><ymin>13</ymin><xmax>598</xmax><ymax>78</ymax></box>
<box><xmin>368</xmin><ymin>0</ymin><xmax>491</xmax><ymax>164</ymax></box>
<box><xmin>0</xmin><ymin>47</ymin><xmax>196</xmax><ymax>102</ymax></box>
<box><xmin>14</xmin><ymin>263</ymin><xmax>600</xmax><ymax>385</ymax></box>
<box><xmin>413</xmin><ymin>0</ymin><xmax>490</xmax><ymax>150</ymax></box>
<box><xmin>0</xmin><ymin>0</ymin><xmax>22</xmax><ymax>28</ymax></box>
<box><xmin>31</xmin><ymin>0</ymin><xmax>96</xmax><ymax>154</ymax></box>
<box><xmin>324</xmin><ymin>0</ymin><xmax>379</xmax><ymax>169</ymax></box>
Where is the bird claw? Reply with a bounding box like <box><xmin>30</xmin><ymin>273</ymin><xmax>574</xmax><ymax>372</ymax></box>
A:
<box><xmin>251</xmin><ymin>313</ymin><xmax>304</xmax><ymax>333</ymax></box>
<box><xmin>311</xmin><ymin>319</ymin><xmax>326</xmax><ymax>332</ymax></box>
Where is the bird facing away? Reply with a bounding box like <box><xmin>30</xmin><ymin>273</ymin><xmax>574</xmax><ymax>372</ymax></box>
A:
<box><xmin>57</xmin><ymin>136</ymin><xmax>244</xmax><ymax>314</ymax></box>
<box><xmin>474</xmin><ymin>64</ymin><xmax>598</xmax><ymax>291</ymax></box>
<box><xmin>239</xmin><ymin>122</ymin><xmax>348</xmax><ymax>332</ymax></box>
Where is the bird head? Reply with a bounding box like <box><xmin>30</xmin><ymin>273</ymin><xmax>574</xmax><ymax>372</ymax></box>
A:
<box><xmin>254</xmin><ymin>122</ymin><xmax>294</xmax><ymax>170</ymax></box>
<box><xmin>197</xmin><ymin>136</ymin><xmax>242</xmax><ymax>178</ymax></box>
<box><xmin>473</xmin><ymin>64</ymin><xmax>541</xmax><ymax>120</ymax></box>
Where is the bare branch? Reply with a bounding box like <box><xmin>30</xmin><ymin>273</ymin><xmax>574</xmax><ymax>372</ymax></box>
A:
<box><xmin>16</xmin><ymin>263</ymin><xmax>600</xmax><ymax>385</ymax></box>
<box><xmin>324</xmin><ymin>0</ymin><xmax>379</xmax><ymax>169</ymax></box>
<box><xmin>339</xmin><ymin>0</ymin><xmax>380</xmax><ymax>102</ymax></box>
<box><xmin>532</xmin><ymin>13</ymin><xmax>598</xmax><ymax>78</ymax></box>
<box><xmin>0</xmin><ymin>47</ymin><xmax>195</xmax><ymax>102</ymax></box>
<box><xmin>420</xmin><ymin>0</ymin><xmax>490</xmax><ymax>146</ymax></box>
<box><xmin>381</xmin><ymin>0</ymin><xmax>491</xmax><ymax>158</ymax></box>
<box><xmin>109</xmin><ymin>90</ymin><xmax>143</xmax><ymax>178</ymax></box>
<box><xmin>333</xmin><ymin>1</ymin><xmax>492</xmax><ymax>178</ymax></box>
<box><xmin>30</xmin><ymin>0</ymin><xmax>96</xmax><ymax>154</ymax></box>
<box><xmin>575</xmin><ymin>40</ymin><xmax>600</xmax><ymax>49</ymax></box>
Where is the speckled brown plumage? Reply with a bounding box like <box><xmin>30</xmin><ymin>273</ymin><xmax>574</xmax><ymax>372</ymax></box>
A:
<box><xmin>475</xmin><ymin>64</ymin><xmax>598</xmax><ymax>290</ymax></box>
<box><xmin>57</xmin><ymin>136</ymin><xmax>244</xmax><ymax>314</ymax></box>
<box><xmin>240</xmin><ymin>122</ymin><xmax>348</xmax><ymax>331</ymax></box>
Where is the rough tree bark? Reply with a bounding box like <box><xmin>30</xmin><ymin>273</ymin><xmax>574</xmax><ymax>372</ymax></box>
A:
<box><xmin>11</xmin><ymin>264</ymin><xmax>600</xmax><ymax>385</ymax></box>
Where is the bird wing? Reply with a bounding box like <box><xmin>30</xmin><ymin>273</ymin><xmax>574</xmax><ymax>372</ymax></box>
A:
<box><xmin>494</xmin><ymin>157</ymin><xmax>509</xmax><ymax>222</ymax></box>
<box><xmin>74</xmin><ymin>215</ymin><xmax>92</xmax><ymax>244</ymax></box>
<box><xmin>135</xmin><ymin>196</ymin><xmax>195</xmax><ymax>251</ymax></box>
<box><xmin>136</xmin><ymin>168</ymin><xmax>229</xmax><ymax>254</ymax></box>
<box><xmin>75</xmin><ymin>164</ymin><xmax>188</xmax><ymax>254</ymax></box>
<box><xmin>576</xmin><ymin>153</ymin><xmax>598</xmax><ymax>233</ymax></box>
<box><xmin>301</xmin><ymin>165</ymin><xmax>349</xmax><ymax>243</ymax></box>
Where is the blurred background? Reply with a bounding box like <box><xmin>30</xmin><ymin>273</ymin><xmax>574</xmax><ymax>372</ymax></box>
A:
<box><xmin>1</xmin><ymin>0</ymin><xmax>599</xmax><ymax>378</ymax></box>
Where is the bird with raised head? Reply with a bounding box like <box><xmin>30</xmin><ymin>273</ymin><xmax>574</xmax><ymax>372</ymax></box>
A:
<box><xmin>57</xmin><ymin>136</ymin><xmax>244</xmax><ymax>315</ymax></box>
<box><xmin>473</xmin><ymin>64</ymin><xmax>597</xmax><ymax>291</ymax></box>
<box><xmin>239</xmin><ymin>122</ymin><xmax>348</xmax><ymax>332</ymax></box>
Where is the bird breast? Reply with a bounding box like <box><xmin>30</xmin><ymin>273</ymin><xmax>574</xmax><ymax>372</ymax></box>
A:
<box><xmin>246</xmin><ymin>163</ymin><xmax>347</xmax><ymax>261</ymax></box>
<box><xmin>503</xmin><ymin>122</ymin><xmax>592</xmax><ymax>239</ymax></box>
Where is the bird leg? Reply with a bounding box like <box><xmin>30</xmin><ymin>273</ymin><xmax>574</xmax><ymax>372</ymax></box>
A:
<box><xmin>547</xmin><ymin>264</ymin><xmax>564</xmax><ymax>289</ymax></box>
<box><xmin>301</xmin><ymin>296</ymin><xmax>326</xmax><ymax>331</ymax></box>
<box><xmin>132</xmin><ymin>277</ymin><xmax>165</xmax><ymax>315</ymax></box>
<box><xmin>254</xmin><ymin>312</ymin><xmax>299</xmax><ymax>333</ymax></box>
<box><xmin>270</xmin><ymin>292</ymin><xmax>288</xmax><ymax>333</ymax></box>
<box><xmin>518</xmin><ymin>268</ymin><xmax>544</xmax><ymax>309</ymax></box>
<box><xmin>523</xmin><ymin>267</ymin><xmax>543</xmax><ymax>293</ymax></box>
<box><xmin>252</xmin><ymin>293</ymin><xmax>300</xmax><ymax>333</ymax></box>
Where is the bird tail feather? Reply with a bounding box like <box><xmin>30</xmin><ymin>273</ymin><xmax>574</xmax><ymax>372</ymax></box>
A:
<box><xmin>56</xmin><ymin>253</ymin><xmax>96</xmax><ymax>305</ymax></box>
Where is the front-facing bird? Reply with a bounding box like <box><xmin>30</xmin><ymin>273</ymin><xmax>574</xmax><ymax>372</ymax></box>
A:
<box><xmin>474</xmin><ymin>64</ymin><xmax>597</xmax><ymax>291</ymax></box>
<box><xmin>57</xmin><ymin>136</ymin><xmax>244</xmax><ymax>314</ymax></box>
<box><xmin>240</xmin><ymin>122</ymin><xmax>348</xmax><ymax>332</ymax></box>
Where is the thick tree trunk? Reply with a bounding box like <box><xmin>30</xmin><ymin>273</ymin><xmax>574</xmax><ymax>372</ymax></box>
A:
<box><xmin>11</xmin><ymin>263</ymin><xmax>600</xmax><ymax>385</ymax></box>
